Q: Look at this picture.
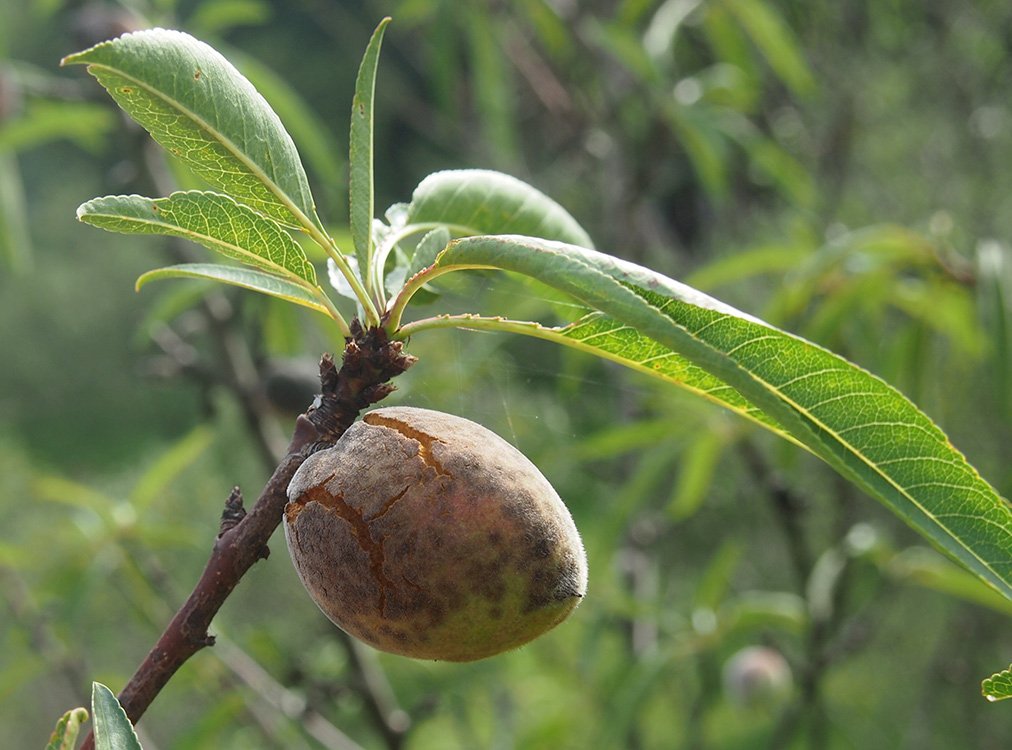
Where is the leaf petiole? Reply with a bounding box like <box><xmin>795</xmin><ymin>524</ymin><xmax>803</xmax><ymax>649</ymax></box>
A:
<box><xmin>370</xmin><ymin>222</ymin><xmax>475</xmax><ymax>307</ymax></box>
<box><xmin>309</xmin><ymin>225</ymin><xmax>381</xmax><ymax>328</ymax></box>
<box><xmin>384</xmin><ymin>258</ymin><xmax>491</xmax><ymax>333</ymax></box>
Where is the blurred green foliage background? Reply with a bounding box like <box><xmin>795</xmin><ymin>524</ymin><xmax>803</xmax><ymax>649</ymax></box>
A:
<box><xmin>2</xmin><ymin>1</ymin><xmax>1010</xmax><ymax>748</ymax></box>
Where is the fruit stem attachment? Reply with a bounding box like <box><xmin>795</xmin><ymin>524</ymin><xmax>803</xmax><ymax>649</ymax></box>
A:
<box><xmin>77</xmin><ymin>322</ymin><xmax>415</xmax><ymax>750</ymax></box>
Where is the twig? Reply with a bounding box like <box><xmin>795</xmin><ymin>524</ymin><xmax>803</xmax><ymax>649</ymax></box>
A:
<box><xmin>338</xmin><ymin>632</ymin><xmax>411</xmax><ymax>749</ymax></box>
<box><xmin>79</xmin><ymin>325</ymin><xmax>415</xmax><ymax>750</ymax></box>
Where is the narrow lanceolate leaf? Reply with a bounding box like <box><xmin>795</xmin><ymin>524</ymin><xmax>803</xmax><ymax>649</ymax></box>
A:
<box><xmin>62</xmin><ymin>29</ymin><xmax>322</xmax><ymax>233</ymax></box>
<box><xmin>349</xmin><ymin>17</ymin><xmax>390</xmax><ymax>289</ymax></box>
<box><xmin>406</xmin><ymin>169</ymin><xmax>594</xmax><ymax>249</ymax></box>
<box><xmin>137</xmin><ymin>263</ymin><xmax>331</xmax><ymax>316</ymax></box>
<box><xmin>557</xmin><ymin>312</ymin><xmax>793</xmax><ymax>442</ymax></box>
<box><xmin>91</xmin><ymin>682</ymin><xmax>142</xmax><ymax>750</ymax></box>
<box><xmin>399</xmin><ymin>312</ymin><xmax>795</xmax><ymax>444</ymax></box>
<box><xmin>982</xmin><ymin>665</ymin><xmax>1012</xmax><ymax>702</ymax></box>
<box><xmin>428</xmin><ymin>236</ymin><xmax>1012</xmax><ymax>598</ymax></box>
<box><xmin>78</xmin><ymin>191</ymin><xmax>316</xmax><ymax>284</ymax></box>
<box><xmin>45</xmin><ymin>707</ymin><xmax>89</xmax><ymax>750</ymax></box>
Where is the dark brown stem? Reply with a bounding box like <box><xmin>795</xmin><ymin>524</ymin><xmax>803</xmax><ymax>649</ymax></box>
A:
<box><xmin>80</xmin><ymin>325</ymin><xmax>415</xmax><ymax>750</ymax></box>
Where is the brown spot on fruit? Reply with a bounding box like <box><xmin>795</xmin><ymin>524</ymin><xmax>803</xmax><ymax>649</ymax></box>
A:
<box><xmin>285</xmin><ymin>406</ymin><xmax>587</xmax><ymax>661</ymax></box>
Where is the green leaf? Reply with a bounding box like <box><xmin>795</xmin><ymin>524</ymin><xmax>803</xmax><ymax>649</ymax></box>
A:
<box><xmin>407</xmin><ymin>226</ymin><xmax>451</xmax><ymax>278</ymax></box>
<box><xmin>982</xmin><ymin>665</ymin><xmax>1012</xmax><ymax>702</ymax></box>
<box><xmin>350</xmin><ymin>18</ymin><xmax>390</xmax><ymax>293</ymax></box>
<box><xmin>661</xmin><ymin>100</ymin><xmax>729</xmax><ymax>198</ymax></box>
<box><xmin>556</xmin><ymin>313</ymin><xmax>794</xmax><ymax>441</ymax></box>
<box><xmin>136</xmin><ymin>263</ymin><xmax>332</xmax><ymax>316</ymax></box>
<box><xmin>188</xmin><ymin>0</ymin><xmax>271</xmax><ymax>33</ymax></box>
<box><xmin>0</xmin><ymin>101</ymin><xmax>115</xmax><ymax>154</ymax></box>
<box><xmin>722</xmin><ymin>591</ymin><xmax>808</xmax><ymax>634</ymax></box>
<box><xmin>226</xmin><ymin>48</ymin><xmax>345</xmax><ymax>215</ymax></box>
<box><xmin>45</xmin><ymin>707</ymin><xmax>88</xmax><ymax>750</ymax></box>
<box><xmin>684</xmin><ymin>243</ymin><xmax>810</xmax><ymax>291</ymax></box>
<box><xmin>129</xmin><ymin>425</ymin><xmax>215</xmax><ymax>511</ymax></box>
<box><xmin>464</xmin><ymin>3</ymin><xmax>519</xmax><ymax>165</ymax></box>
<box><xmin>669</xmin><ymin>427</ymin><xmax>727</xmax><ymax>520</ymax></box>
<box><xmin>406</xmin><ymin>169</ymin><xmax>594</xmax><ymax>249</ymax></box>
<box><xmin>62</xmin><ymin>29</ymin><xmax>322</xmax><ymax>233</ymax></box>
<box><xmin>886</xmin><ymin>547</ymin><xmax>1012</xmax><ymax>616</ymax></box>
<box><xmin>78</xmin><ymin>191</ymin><xmax>316</xmax><ymax>284</ymax></box>
<box><xmin>424</xmin><ymin>235</ymin><xmax>1012</xmax><ymax>598</ymax></box>
<box><xmin>0</xmin><ymin>153</ymin><xmax>32</xmax><ymax>273</ymax></box>
<box><xmin>91</xmin><ymin>682</ymin><xmax>142</xmax><ymax>750</ymax></box>
<box><xmin>724</xmin><ymin>0</ymin><xmax>816</xmax><ymax>96</ymax></box>
<box><xmin>693</xmin><ymin>541</ymin><xmax>743</xmax><ymax>611</ymax></box>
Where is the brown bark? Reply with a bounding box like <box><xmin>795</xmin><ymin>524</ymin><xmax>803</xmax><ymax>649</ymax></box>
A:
<box><xmin>80</xmin><ymin>323</ymin><xmax>415</xmax><ymax>750</ymax></box>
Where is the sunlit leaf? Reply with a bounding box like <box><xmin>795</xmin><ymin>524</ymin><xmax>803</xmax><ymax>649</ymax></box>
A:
<box><xmin>63</xmin><ymin>29</ymin><xmax>322</xmax><ymax>233</ymax></box>
<box><xmin>92</xmin><ymin>682</ymin><xmax>142</xmax><ymax>750</ymax></box>
<box><xmin>981</xmin><ymin>665</ymin><xmax>1012</xmax><ymax>702</ymax></box>
<box><xmin>644</xmin><ymin>0</ymin><xmax>703</xmax><ymax>61</ymax></box>
<box><xmin>78</xmin><ymin>191</ymin><xmax>316</xmax><ymax>283</ymax></box>
<box><xmin>328</xmin><ymin>254</ymin><xmax>365</xmax><ymax>308</ymax></box>
<box><xmin>137</xmin><ymin>263</ymin><xmax>332</xmax><ymax>316</ymax></box>
<box><xmin>977</xmin><ymin>240</ymin><xmax>1011</xmax><ymax>418</ymax></box>
<box><xmin>406</xmin><ymin>169</ymin><xmax>594</xmax><ymax>248</ymax></box>
<box><xmin>556</xmin><ymin>313</ymin><xmax>792</xmax><ymax>440</ymax></box>
<box><xmin>421</xmin><ymin>235</ymin><xmax>1012</xmax><ymax>598</ymax></box>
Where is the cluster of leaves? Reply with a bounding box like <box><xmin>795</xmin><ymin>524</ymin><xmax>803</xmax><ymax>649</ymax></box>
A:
<box><xmin>66</xmin><ymin>21</ymin><xmax>1010</xmax><ymax>608</ymax></box>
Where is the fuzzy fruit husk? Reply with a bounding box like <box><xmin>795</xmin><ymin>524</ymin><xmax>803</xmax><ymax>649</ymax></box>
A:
<box><xmin>284</xmin><ymin>406</ymin><xmax>587</xmax><ymax>661</ymax></box>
